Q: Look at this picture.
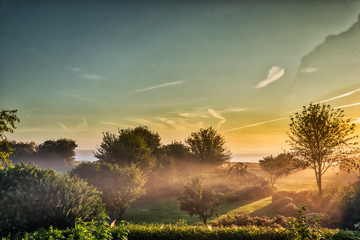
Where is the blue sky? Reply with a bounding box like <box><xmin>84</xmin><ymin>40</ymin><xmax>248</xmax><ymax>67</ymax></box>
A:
<box><xmin>1</xmin><ymin>0</ymin><xmax>360</xmax><ymax>161</ymax></box>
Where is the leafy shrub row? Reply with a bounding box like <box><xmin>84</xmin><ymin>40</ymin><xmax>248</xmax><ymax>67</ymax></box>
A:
<box><xmin>211</xmin><ymin>214</ymin><xmax>291</xmax><ymax>228</ymax></box>
<box><xmin>3</xmin><ymin>217</ymin><xmax>128</xmax><ymax>240</ymax></box>
<box><xmin>125</xmin><ymin>223</ymin><xmax>337</xmax><ymax>240</ymax></box>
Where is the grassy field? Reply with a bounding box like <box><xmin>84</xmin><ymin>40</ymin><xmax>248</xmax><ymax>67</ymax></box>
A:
<box><xmin>123</xmin><ymin>165</ymin><xmax>358</xmax><ymax>225</ymax></box>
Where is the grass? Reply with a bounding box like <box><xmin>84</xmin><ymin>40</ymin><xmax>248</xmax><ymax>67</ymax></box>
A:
<box><xmin>124</xmin><ymin>166</ymin><xmax>358</xmax><ymax>225</ymax></box>
<box><xmin>124</xmin><ymin>196</ymin><xmax>274</xmax><ymax>225</ymax></box>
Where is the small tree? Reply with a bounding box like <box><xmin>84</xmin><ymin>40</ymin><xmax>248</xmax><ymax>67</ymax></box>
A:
<box><xmin>186</xmin><ymin>127</ymin><xmax>231</xmax><ymax>165</ymax></box>
<box><xmin>178</xmin><ymin>176</ymin><xmax>223</xmax><ymax>225</ymax></box>
<box><xmin>288</xmin><ymin>103</ymin><xmax>358</xmax><ymax>195</ymax></box>
<box><xmin>95</xmin><ymin>126</ymin><xmax>160</xmax><ymax>170</ymax></box>
<box><xmin>228</xmin><ymin>162</ymin><xmax>249</xmax><ymax>186</ymax></box>
<box><xmin>259</xmin><ymin>153</ymin><xmax>302</xmax><ymax>188</ymax></box>
<box><xmin>70</xmin><ymin>162</ymin><xmax>146</xmax><ymax>220</ymax></box>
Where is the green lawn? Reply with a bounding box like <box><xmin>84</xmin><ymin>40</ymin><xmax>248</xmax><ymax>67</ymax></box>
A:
<box><xmin>123</xmin><ymin>196</ymin><xmax>273</xmax><ymax>225</ymax></box>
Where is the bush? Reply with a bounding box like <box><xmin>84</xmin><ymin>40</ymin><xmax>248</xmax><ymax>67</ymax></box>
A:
<box><xmin>125</xmin><ymin>223</ymin><xmax>336</xmax><ymax>240</ymax></box>
<box><xmin>70</xmin><ymin>162</ymin><xmax>146</xmax><ymax>220</ymax></box>
<box><xmin>211</xmin><ymin>214</ymin><xmax>291</xmax><ymax>228</ymax></box>
<box><xmin>0</xmin><ymin>163</ymin><xmax>105</xmax><ymax>235</ymax></box>
<box><xmin>4</xmin><ymin>216</ymin><xmax>129</xmax><ymax>240</ymax></box>
<box><xmin>341</xmin><ymin>181</ymin><xmax>360</xmax><ymax>229</ymax></box>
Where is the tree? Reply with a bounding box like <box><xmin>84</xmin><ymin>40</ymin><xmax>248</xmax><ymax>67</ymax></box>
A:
<box><xmin>0</xmin><ymin>109</ymin><xmax>19</xmax><ymax>139</ymax></box>
<box><xmin>288</xmin><ymin>103</ymin><xmax>358</xmax><ymax>195</ymax></box>
<box><xmin>259</xmin><ymin>153</ymin><xmax>302</xmax><ymax>188</ymax></box>
<box><xmin>36</xmin><ymin>138</ymin><xmax>77</xmax><ymax>167</ymax></box>
<box><xmin>94</xmin><ymin>126</ymin><xmax>161</xmax><ymax>170</ymax></box>
<box><xmin>178</xmin><ymin>176</ymin><xmax>223</xmax><ymax>225</ymax></box>
<box><xmin>70</xmin><ymin>161</ymin><xmax>146</xmax><ymax>220</ymax></box>
<box><xmin>0</xmin><ymin>109</ymin><xmax>19</xmax><ymax>165</ymax></box>
<box><xmin>185</xmin><ymin>127</ymin><xmax>231</xmax><ymax>165</ymax></box>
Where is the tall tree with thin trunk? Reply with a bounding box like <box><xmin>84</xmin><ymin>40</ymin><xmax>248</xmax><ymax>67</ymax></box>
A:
<box><xmin>288</xmin><ymin>103</ymin><xmax>358</xmax><ymax>195</ymax></box>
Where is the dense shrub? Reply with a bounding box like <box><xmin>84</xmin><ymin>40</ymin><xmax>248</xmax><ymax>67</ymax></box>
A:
<box><xmin>4</xmin><ymin>216</ymin><xmax>129</xmax><ymax>240</ymax></box>
<box><xmin>0</xmin><ymin>163</ymin><xmax>104</xmax><ymax>235</ymax></box>
<box><xmin>125</xmin><ymin>223</ymin><xmax>336</xmax><ymax>240</ymax></box>
<box><xmin>211</xmin><ymin>214</ymin><xmax>291</xmax><ymax>228</ymax></box>
<box><xmin>341</xmin><ymin>181</ymin><xmax>360</xmax><ymax>229</ymax></box>
<box><xmin>70</xmin><ymin>161</ymin><xmax>146</xmax><ymax>220</ymax></box>
<box><xmin>271</xmin><ymin>190</ymin><xmax>344</xmax><ymax>227</ymax></box>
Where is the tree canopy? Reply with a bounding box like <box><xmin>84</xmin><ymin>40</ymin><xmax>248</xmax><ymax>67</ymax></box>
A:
<box><xmin>178</xmin><ymin>176</ymin><xmax>223</xmax><ymax>225</ymax></box>
<box><xmin>288</xmin><ymin>103</ymin><xmax>358</xmax><ymax>195</ymax></box>
<box><xmin>185</xmin><ymin>127</ymin><xmax>231</xmax><ymax>165</ymax></box>
<box><xmin>94</xmin><ymin>126</ymin><xmax>161</xmax><ymax>170</ymax></box>
<box><xmin>36</xmin><ymin>138</ymin><xmax>78</xmax><ymax>166</ymax></box>
<box><xmin>259</xmin><ymin>153</ymin><xmax>302</xmax><ymax>188</ymax></box>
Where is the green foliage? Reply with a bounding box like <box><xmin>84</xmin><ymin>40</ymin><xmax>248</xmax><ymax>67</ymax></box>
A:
<box><xmin>212</xmin><ymin>214</ymin><xmax>291</xmax><ymax>228</ymax></box>
<box><xmin>125</xmin><ymin>223</ymin><xmax>336</xmax><ymax>240</ymax></box>
<box><xmin>186</xmin><ymin>127</ymin><xmax>231</xmax><ymax>164</ymax></box>
<box><xmin>178</xmin><ymin>176</ymin><xmax>223</xmax><ymax>225</ymax></box>
<box><xmin>95</xmin><ymin>126</ymin><xmax>161</xmax><ymax>170</ymax></box>
<box><xmin>0</xmin><ymin>109</ymin><xmax>19</xmax><ymax>138</ymax></box>
<box><xmin>340</xmin><ymin>181</ymin><xmax>360</xmax><ymax>229</ymax></box>
<box><xmin>287</xmin><ymin>206</ymin><xmax>324</xmax><ymax>240</ymax></box>
<box><xmin>259</xmin><ymin>153</ymin><xmax>302</xmax><ymax>188</ymax></box>
<box><xmin>70</xmin><ymin>161</ymin><xmax>146</xmax><ymax>220</ymax></box>
<box><xmin>4</xmin><ymin>215</ymin><xmax>129</xmax><ymax>240</ymax></box>
<box><xmin>0</xmin><ymin>109</ymin><xmax>19</xmax><ymax>166</ymax></box>
<box><xmin>288</xmin><ymin>103</ymin><xmax>358</xmax><ymax>195</ymax></box>
<box><xmin>331</xmin><ymin>230</ymin><xmax>360</xmax><ymax>240</ymax></box>
<box><xmin>161</xmin><ymin>141</ymin><xmax>194</xmax><ymax>164</ymax></box>
<box><xmin>0</xmin><ymin>163</ymin><xmax>104</xmax><ymax>235</ymax></box>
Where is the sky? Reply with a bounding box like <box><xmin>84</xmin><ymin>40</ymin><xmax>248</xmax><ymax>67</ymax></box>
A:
<box><xmin>1</xmin><ymin>0</ymin><xmax>360</xmax><ymax>162</ymax></box>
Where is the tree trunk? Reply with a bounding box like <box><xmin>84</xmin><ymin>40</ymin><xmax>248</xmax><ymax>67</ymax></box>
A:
<box><xmin>315</xmin><ymin>170</ymin><xmax>322</xmax><ymax>196</ymax></box>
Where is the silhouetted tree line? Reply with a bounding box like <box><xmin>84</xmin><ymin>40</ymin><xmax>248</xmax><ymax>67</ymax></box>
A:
<box><xmin>0</xmin><ymin>138</ymin><xmax>77</xmax><ymax>170</ymax></box>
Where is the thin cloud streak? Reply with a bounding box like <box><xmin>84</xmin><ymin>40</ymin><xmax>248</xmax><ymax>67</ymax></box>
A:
<box><xmin>59</xmin><ymin>123</ymin><xmax>76</xmax><ymax>137</ymax></box>
<box><xmin>208</xmin><ymin>108</ymin><xmax>226</xmax><ymax>127</ymax></box>
<box><xmin>132</xmin><ymin>81</ymin><xmax>184</xmax><ymax>93</ymax></box>
<box><xmin>256</xmin><ymin>66</ymin><xmax>285</xmax><ymax>88</ymax></box>
<box><xmin>319</xmin><ymin>88</ymin><xmax>360</xmax><ymax>103</ymax></box>
<box><xmin>335</xmin><ymin>102</ymin><xmax>360</xmax><ymax>109</ymax></box>
<box><xmin>285</xmin><ymin>88</ymin><xmax>360</xmax><ymax>115</ymax></box>
<box><xmin>80</xmin><ymin>74</ymin><xmax>104</xmax><ymax>81</ymax></box>
<box><xmin>223</xmin><ymin>117</ymin><xmax>288</xmax><ymax>133</ymax></box>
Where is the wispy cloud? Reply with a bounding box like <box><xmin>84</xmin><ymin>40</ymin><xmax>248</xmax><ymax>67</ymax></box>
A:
<box><xmin>178</xmin><ymin>112</ymin><xmax>210</xmax><ymax>118</ymax></box>
<box><xmin>132</xmin><ymin>81</ymin><xmax>184</xmax><ymax>93</ymax></box>
<box><xmin>208</xmin><ymin>108</ymin><xmax>226</xmax><ymax>127</ymax></box>
<box><xmin>221</xmin><ymin>108</ymin><xmax>249</xmax><ymax>113</ymax></box>
<box><xmin>335</xmin><ymin>102</ymin><xmax>360</xmax><ymax>109</ymax></box>
<box><xmin>223</xmin><ymin>117</ymin><xmax>288</xmax><ymax>133</ymax></box>
<box><xmin>80</xmin><ymin>74</ymin><xmax>104</xmax><ymax>81</ymax></box>
<box><xmin>59</xmin><ymin>123</ymin><xmax>76</xmax><ymax>137</ymax></box>
<box><xmin>256</xmin><ymin>66</ymin><xmax>285</xmax><ymax>88</ymax></box>
<box><xmin>301</xmin><ymin>67</ymin><xmax>318</xmax><ymax>73</ymax></box>
<box><xmin>77</xmin><ymin>118</ymin><xmax>88</xmax><ymax>131</ymax></box>
<box><xmin>100</xmin><ymin>121</ymin><xmax>119</xmax><ymax>126</ymax></box>
<box><xmin>69</xmin><ymin>67</ymin><xmax>83</xmax><ymax>72</ymax></box>
<box><xmin>319</xmin><ymin>88</ymin><xmax>360</xmax><ymax>103</ymax></box>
